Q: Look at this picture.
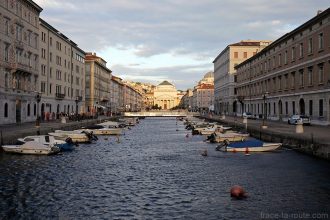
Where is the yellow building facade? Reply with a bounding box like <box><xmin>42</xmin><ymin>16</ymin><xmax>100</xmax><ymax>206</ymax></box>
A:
<box><xmin>153</xmin><ymin>81</ymin><xmax>180</xmax><ymax>110</ymax></box>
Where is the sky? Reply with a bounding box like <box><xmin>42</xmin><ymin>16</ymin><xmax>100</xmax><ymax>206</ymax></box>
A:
<box><xmin>34</xmin><ymin>0</ymin><xmax>329</xmax><ymax>90</ymax></box>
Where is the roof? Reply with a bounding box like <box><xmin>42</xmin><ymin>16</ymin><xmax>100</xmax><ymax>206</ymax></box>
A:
<box><xmin>195</xmin><ymin>84</ymin><xmax>214</xmax><ymax>90</ymax></box>
<box><xmin>229</xmin><ymin>41</ymin><xmax>262</xmax><ymax>47</ymax></box>
<box><xmin>158</xmin><ymin>81</ymin><xmax>173</xmax><ymax>86</ymax></box>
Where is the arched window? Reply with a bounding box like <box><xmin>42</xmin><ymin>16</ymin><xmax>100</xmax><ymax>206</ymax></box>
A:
<box><xmin>27</xmin><ymin>104</ymin><xmax>30</xmax><ymax>116</ymax></box>
<box><xmin>4</xmin><ymin>103</ymin><xmax>8</xmax><ymax>118</ymax></box>
<box><xmin>5</xmin><ymin>73</ymin><xmax>8</xmax><ymax>88</ymax></box>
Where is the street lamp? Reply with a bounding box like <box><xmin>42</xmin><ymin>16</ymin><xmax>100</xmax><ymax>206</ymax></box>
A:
<box><xmin>35</xmin><ymin>91</ymin><xmax>41</xmax><ymax>127</ymax></box>
<box><xmin>262</xmin><ymin>92</ymin><xmax>269</xmax><ymax>129</ymax></box>
<box><xmin>75</xmin><ymin>96</ymin><xmax>80</xmax><ymax>121</ymax></box>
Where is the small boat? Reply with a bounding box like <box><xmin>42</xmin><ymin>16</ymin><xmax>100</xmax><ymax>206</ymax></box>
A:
<box><xmin>2</xmin><ymin>141</ymin><xmax>60</xmax><ymax>155</ymax></box>
<box><xmin>17</xmin><ymin>135</ymin><xmax>75</xmax><ymax>151</ymax></box>
<box><xmin>216</xmin><ymin>139</ymin><xmax>282</xmax><ymax>152</ymax></box>
<box><xmin>78</xmin><ymin>125</ymin><xmax>122</xmax><ymax>135</ymax></box>
<box><xmin>49</xmin><ymin>130</ymin><xmax>97</xmax><ymax>143</ymax></box>
<box><xmin>200</xmin><ymin>125</ymin><xmax>232</xmax><ymax>135</ymax></box>
<box><xmin>207</xmin><ymin>132</ymin><xmax>249</xmax><ymax>143</ymax></box>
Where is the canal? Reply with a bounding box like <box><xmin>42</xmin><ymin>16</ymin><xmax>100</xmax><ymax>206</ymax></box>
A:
<box><xmin>0</xmin><ymin>118</ymin><xmax>329</xmax><ymax>219</ymax></box>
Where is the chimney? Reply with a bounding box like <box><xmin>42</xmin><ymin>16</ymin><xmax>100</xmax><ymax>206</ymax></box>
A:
<box><xmin>317</xmin><ymin>10</ymin><xmax>323</xmax><ymax>15</ymax></box>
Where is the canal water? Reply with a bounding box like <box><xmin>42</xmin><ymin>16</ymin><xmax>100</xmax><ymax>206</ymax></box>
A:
<box><xmin>0</xmin><ymin>118</ymin><xmax>329</xmax><ymax>219</ymax></box>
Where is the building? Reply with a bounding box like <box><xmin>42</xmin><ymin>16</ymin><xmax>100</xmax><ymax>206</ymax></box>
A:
<box><xmin>179</xmin><ymin>89</ymin><xmax>193</xmax><ymax>109</ymax></box>
<box><xmin>39</xmin><ymin>19</ymin><xmax>86</xmax><ymax>118</ymax></box>
<box><xmin>110</xmin><ymin>75</ymin><xmax>124</xmax><ymax>114</ymax></box>
<box><xmin>153</xmin><ymin>81</ymin><xmax>181</xmax><ymax>110</ymax></box>
<box><xmin>192</xmin><ymin>84</ymin><xmax>214</xmax><ymax>112</ymax></box>
<box><xmin>235</xmin><ymin>9</ymin><xmax>330</xmax><ymax>125</ymax></box>
<box><xmin>0</xmin><ymin>0</ymin><xmax>42</xmax><ymax>124</ymax></box>
<box><xmin>199</xmin><ymin>71</ymin><xmax>214</xmax><ymax>85</ymax></box>
<box><xmin>85</xmin><ymin>53</ymin><xmax>112</xmax><ymax>115</ymax></box>
<box><xmin>123</xmin><ymin>83</ymin><xmax>142</xmax><ymax>112</ymax></box>
<box><xmin>213</xmin><ymin>40</ymin><xmax>271</xmax><ymax>116</ymax></box>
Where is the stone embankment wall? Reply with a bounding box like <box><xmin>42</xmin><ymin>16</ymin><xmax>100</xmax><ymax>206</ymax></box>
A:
<box><xmin>201</xmin><ymin>116</ymin><xmax>330</xmax><ymax>160</ymax></box>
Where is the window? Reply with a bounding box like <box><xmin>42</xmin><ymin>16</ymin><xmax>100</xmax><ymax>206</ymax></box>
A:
<box><xmin>278</xmin><ymin>76</ymin><xmax>282</xmax><ymax>90</ymax></box>
<box><xmin>50</xmin><ymin>52</ymin><xmax>52</xmax><ymax>62</ymax></box>
<box><xmin>50</xmin><ymin>37</ymin><xmax>52</xmax><ymax>46</ymax></box>
<box><xmin>50</xmin><ymin>67</ymin><xmax>52</xmax><ymax>78</ymax></box>
<box><xmin>4</xmin><ymin>43</ymin><xmax>9</xmax><ymax>62</ymax></box>
<box><xmin>56</xmin><ymin>70</ymin><xmax>62</xmax><ymax>80</ymax></box>
<box><xmin>284</xmin><ymin>50</ymin><xmax>288</xmax><ymax>64</ymax></box>
<box><xmin>5</xmin><ymin>73</ymin><xmax>9</xmax><ymax>88</ymax></box>
<box><xmin>291</xmin><ymin>72</ymin><xmax>296</xmax><ymax>89</ymax></box>
<box><xmin>318</xmin><ymin>33</ymin><xmax>323</xmax><ymax>50</ymax></box>
<box><xmin>27</xmin><ymin>104</ymin><xmax>30</xmax><ymax>116</ymax></box>
<box><xmin>278</xmin><ymin>54</ymin><xmax>282</xmax><ymax>66</ymax></box>
<box><xmin>28</xmin><ymin>31</ymin><xmax>32</xmax><ymax>46</ymax></box>
<box><xmin>16</xmin><ymin>24</ymin><xmax>23</xmax><ymax>41</ymax></box>
<box><xmin>76</xmin><ymin>77</ymin><xmax>80</xmax><ymax>85</ymax></box>
<box><xmin>5</xmin><ymin>18</ymin><xmax>9</xmax><ymax>35</ymax></box>
<box><xmin>308</xmin><ymin>38</ymin><xmax>313</xmax><ymax>54</ymax></box>
<box><xmin>318</xmin><ymin>64</ymin><xmax>324</xmax><ymax>84</ymax></box>
<box><xmin>4</xmin><ymin>103</ymin><xmax>8</xmax><ymax>118</ymax></box>
<box><xmin>34</xmin><ymin>104</ymin><xmax>36</xmax><ymax>116</ymax></box>
<box><xmin>234</xmin><ymin>52</ymin><xmax>238</xmax><ymax>59</ymax></box>
<box><xmin>319</xmin><ymin>99</ymin><xmax>323</xmax><ymax>117</ymax></box>
<box><xmin>243</xmin><ymin>52</ymin><xmax>247</xmax><ymax>58</ymax></box>
<box><xmin>41</xmin><ymin>81</ymin><xmax>46</xmax><ymax>93</ymax></box>
<box><xmin>299</xmin><ymin>69</ymin><xmax>304</xmax><ymax>87</ymax></box>
<box><xmin>56</xmin><ymin>85</ymin><xmax>61</xmax><ymax>94</ymax></box>
<box><xmin>309</xmin><ymin>100</ymin><xmax>313</xmax><ymax>116</ymax></box>
<box><xmin>41</xmin><ymin>48</ymin><xmax>46</xmax><ymax>59</ymax></box>
<box><xmin>307</xmin><ymin>67</ymin><xmax>313</xmax><ymax>86</ymax></box>
<box><xmin>284</xmin><ymin>74</ymin><xmax>288</xmax><ymax>89</ymax></box>
<box><xmin>291</xmin><ymin>46</ymin><xmax>296</xmax><ymax>61</ymax></box>
<box><xmin>285</xmin><ymin>102</ymin><xmax>288</xmax><ymax>115</ymax></box>
<box><xmin>292</xmin><ymin>101</ymin><xmax>295</xmax><ymax>115</ymax></box>
<box><xmin>49</xmin><ymin>83</ymin><xmax>52</xmax><ymax>94</ymax></box>
<box><xmin>41</xmin><ymin>64</ymin><xmax>46</xmax><ymax>76</ymax></box>
<box><xmin>299</xmin><ymin>43</ymin><xmax>303</xmax><ymax>58</ymax></box>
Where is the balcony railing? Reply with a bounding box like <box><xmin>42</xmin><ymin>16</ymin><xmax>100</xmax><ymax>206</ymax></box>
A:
<box><xmin>55</xmin><ymin>93</ymin><xmax>65</xmax><ymax>100</ymax></box>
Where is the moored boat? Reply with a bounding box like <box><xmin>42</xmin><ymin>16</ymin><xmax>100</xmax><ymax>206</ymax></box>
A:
<box><xmin>49</xmin><ymin>130</ymin><xmax>96</xmax><ymax>143</ymax></box>
<box><xmin>208</xmin><ymin>132</ymin><xmax>249</xmax><ymax>143</ymax></box>
<box><xmin>17</xmin><ymin>135</ymin><xmax>75</xmax><ymax>151</ymax></box>
<box><xmin>2</xmin><ymin>141</ymin><xmax>60</xmax><ymax>155</ymax></box>
<box><xmin>216</xmin><ymin>139</ymin><xmax>282</xmax><ymax>152</ymax></box>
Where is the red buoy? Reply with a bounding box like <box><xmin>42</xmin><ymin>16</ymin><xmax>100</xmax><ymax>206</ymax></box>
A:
<box><xmin>245</xmin><ymin>147</ymin><xmax>249</xmax><ymax>154</ymax></box>
<box><xmin>230</xmin><ymin>185</ymin><xmax>247</xmax><ymax>199</ymax></box>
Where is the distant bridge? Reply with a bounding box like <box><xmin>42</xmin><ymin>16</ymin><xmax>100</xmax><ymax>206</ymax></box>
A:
<box><xmin>123</xmin><ymin>111</ymin><xmax>199</xmax><ymax>117</ymax></box>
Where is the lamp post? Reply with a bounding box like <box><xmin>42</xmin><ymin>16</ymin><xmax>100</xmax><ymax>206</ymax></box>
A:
<box><xmin>35</xmin><ymin>92</ymin><xmax>41</xmax><ymax>127</ymax></box>
<box><xmin>262</xmin><ymin>92</ymin><xmax>269</xmax><ymax>129</ymax></box>
<box><xmin>75</xmin><ymin>96</ymin><xmax>80</xmax><ymax>121</ymax></box>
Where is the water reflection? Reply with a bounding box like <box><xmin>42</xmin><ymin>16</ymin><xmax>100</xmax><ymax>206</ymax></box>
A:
<box><xmin>0</xmin><ymin>118</ymin><xmax>329</xmax><ymax>219</ymax></box>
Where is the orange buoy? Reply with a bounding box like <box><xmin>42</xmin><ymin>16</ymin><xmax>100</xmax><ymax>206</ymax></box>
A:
<box><xmin>233</xmin><ymin>148</ymin><xmax>237</xmax><ymax>153</ymax></box>
<box><xmin>230</xmin><ymin>185</ymin><xmax>247</xmax><ymax>199</ymax></box>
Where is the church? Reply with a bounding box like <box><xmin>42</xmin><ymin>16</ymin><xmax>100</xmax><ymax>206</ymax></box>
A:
<box><xmin>153</xmin><ymin>81</ymin><xmax>181</xmax><ymax>110</ymax></box>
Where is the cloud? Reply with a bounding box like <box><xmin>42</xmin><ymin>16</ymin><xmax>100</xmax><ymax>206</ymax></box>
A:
<box><xmin>34</xmin><ymin>0</ymin><xmax>330</xmax><ymax>89</ymax></box>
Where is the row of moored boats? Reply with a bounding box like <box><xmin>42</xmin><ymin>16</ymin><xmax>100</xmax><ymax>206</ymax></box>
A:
<box><xmin>182</xmin><ymin>116</ymin><xmax>282</xmax><ymax>152</ymax></box>
<box><xmin>1</xmin><ymin>117</ymin><xmax>140</xmax><ymax>155</ymax></box>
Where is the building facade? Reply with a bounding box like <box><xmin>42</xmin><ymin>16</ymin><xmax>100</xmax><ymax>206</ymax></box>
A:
<box><xmin>85</xmin><ymin>53</ymin><xmax>112</xmax><ymax>115</ymax></box>
<box><xmin>110</xmin><ymin>76</ymin><xmax>124</xmax><ymax>114</ymax></box>
<box><xmin>0</xmin><ymin>0</ymin><xmax>42</xmax><ymax>124</ymax></box>
<box><xmin>39</xmin><ymin>19</ymin><xmax>86</xmax><ymax>119</ymax></box>
<box><xmin>235</xmin><ymin>9</ymin><xmax>330</xmax><ymax>125</ymax></box>
<box><xmin>123</xmin><ymin>83</ymin><xmax>142</xmax><ymax>112</ymax></box>
<box><xmin>192</xmin><ymin>84</ymin><xmax>214</xmax><ymax>112</ymax></box>
<box><xmin>153</xmin><ymin>81</ymin><xmax>180</xmax><ymax>110</ymax></box>
<box><xmin>213</xmin><ymin>40</ymin><xmax>271</xmax><ymax>116</ymax></box>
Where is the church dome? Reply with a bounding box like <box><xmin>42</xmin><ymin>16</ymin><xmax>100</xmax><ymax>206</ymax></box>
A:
<box><xmin>204</xmin><ymin>71</ymin><xmax>214</xmax><ymax>79</ymax></box>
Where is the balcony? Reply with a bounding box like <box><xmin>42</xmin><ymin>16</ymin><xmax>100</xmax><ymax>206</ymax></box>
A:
<box><xmin>55</xmin><ymin>93</ymin><xmax>65</xmax><ymax>100</ymax></box>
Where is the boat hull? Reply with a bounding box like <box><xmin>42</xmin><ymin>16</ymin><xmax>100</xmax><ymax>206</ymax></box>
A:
<box><xmin>224</xmin><ymin>143</ymin><xmax>282</xmax><ymax>152</ymax></box>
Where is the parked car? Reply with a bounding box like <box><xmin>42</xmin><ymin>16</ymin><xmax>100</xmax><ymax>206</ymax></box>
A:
<box><xmin>288</xmin><ymin>115</ymin><xmax>311</xmax><ymax>125</ymax></box>
<box><xmin>242</xmin><ymin>112</ymin><xmax>257</xmax><ymax>120</ymax></box>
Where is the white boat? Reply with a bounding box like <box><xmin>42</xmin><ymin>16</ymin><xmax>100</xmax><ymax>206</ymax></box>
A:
<box><xmin>208</xmin><ymin>132</ymin><xmax>249</xmax><ymax>143</ymax></box>
<box><xmin>2</xmin><ymin>141</ymin><xmax>60</xmax><ymax>155</ymax></box>
<box><xmin>17</xmin><ymin>135</ymin><xmax>74</xmax><ymax>151</ymax></box>
<box><xmin>49</xmin><ymin>130</ymin><xmax>94</xmax><ymax>143</ymax></box>
<box><xmin>200</xmin><ymin>125</ymin><xmax>232</xmax><ymax>135</ymax></box>
<box><xmin>77</xmin><ymin>128</ymin><xmax>122</xmax><ymax>135</ymax></box>
<box><xmin>217</xmin><ymin>139</ymin><xmax>282</xmax><ymax>152</ymax></box>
